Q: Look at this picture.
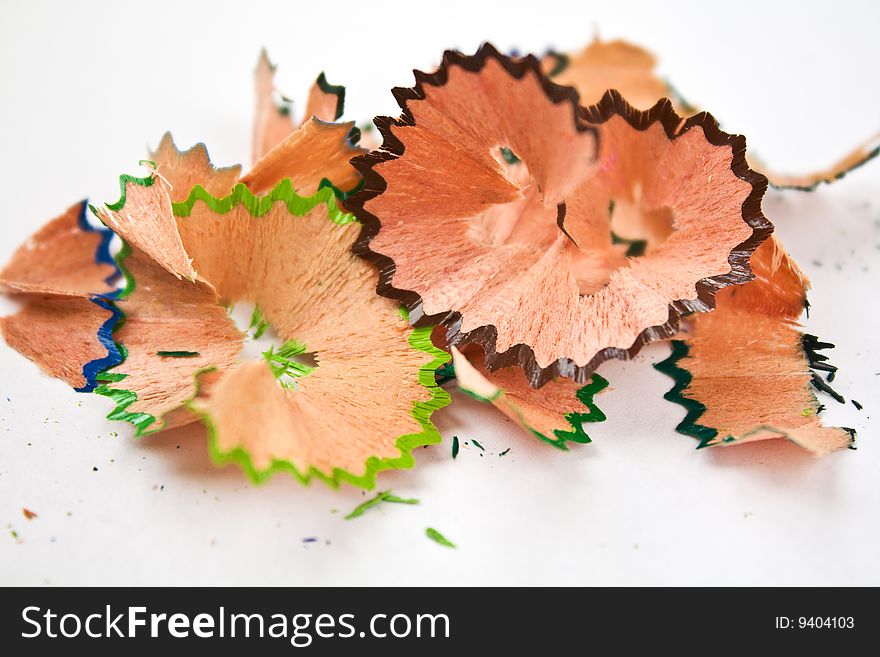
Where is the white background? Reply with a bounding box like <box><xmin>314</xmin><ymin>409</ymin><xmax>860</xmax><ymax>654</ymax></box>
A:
<box><xmin>1</xmin><ymin>0</ymin><xmax>878</xmax><ymax>585</ymax></box>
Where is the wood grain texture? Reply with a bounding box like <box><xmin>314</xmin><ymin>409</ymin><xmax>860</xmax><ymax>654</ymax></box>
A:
<box><xmin>182</xmin><ymin>199</ymin><xmax>435</xmax><ymax>480</ymax></box>
<box><xmin>150</xmin><ymin>132</ymin><xmax>241</xmax><ymax>202</ymax></box>
<box><xmin>349</xmin><ymin>44</ymin><xmax>769</xmax><ymax>387</ymax></box>
<box><xmin>676</xmin><ymin>237</ymin><xmax>852</xmax><ymax>455</ymax></box>
<box><xmin>0</xmin><ymin>201</ymin><xmax>117</xmax><ymax>297</ymax></box>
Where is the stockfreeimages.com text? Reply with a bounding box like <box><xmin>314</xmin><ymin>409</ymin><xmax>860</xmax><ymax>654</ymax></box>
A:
<box><xmin>21</xmin><ymin>606</ymin><xmax>450</xmax><ymax>646</ymax></box>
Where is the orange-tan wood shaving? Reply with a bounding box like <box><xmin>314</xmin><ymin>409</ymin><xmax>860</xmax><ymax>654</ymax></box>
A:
<box><xmin>0</xmin><ymin>201</ymin><xmax>117</xmax><ymax>297</ymax></box>
<box><xmin>352</xmin><ymin>46</ymin><xmax>768</xmax><ymax>386</ymax></box>
<box><xmin>304</xmin><ymin>78</ymin><xmax>342</xmax><ymax>123</ymax></box>
<box><xmin>546</xmin><ymin>37</ymin><xmax>680</xmax><ymax>112</ymax></box>
<box><xmin>241</xmin><ymin>118</ymin><xmax>365</xmax><ymax>196</ymax></box>
<box><xmin>149</xmin><ymin>132</ymin><xmax>241</xmax><ymax>202</ymax></box>
<box><xmin>547</xmin><ymin>36</ymin><xmax>878</xmax><ymax>191</ymax></box>
<box><xmin>677</xmin><ymin>237</ymin><xmax>852</xmax><ymax>455</ymax></box>
<box><xmin>747</xmin><ymin>131</ymin><xmax>880</xmax><ymax>190</ymax></box>
<box><xmin>452</xmin><ymin>346</ymin><xmax>603</xmax><ymax>444</ymax></box>
<box><xmin>94</xmin><ymin>177</ymin><xmax>198</xmax><ymax>282</ymax></box>
<box><xmin>1</xmin><ymin>295</ymin><xmax>114</xmax><ymax>389</ymax></box>
<box><xmin>180</xmin><ymin>201</ymin><xmax>434</xmax><ymax>478</ymax></box>
<box><xmin>109</xmin><ymin>247</ymin><xmax>243</xmax><ymax>431</ymax></box>
<box><xmin>252</xmin><ymin>49</ymin><xmax>296</xmax><ymax>163</ymax></box>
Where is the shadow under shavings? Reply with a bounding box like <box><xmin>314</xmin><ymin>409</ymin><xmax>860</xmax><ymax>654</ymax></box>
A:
<box><xmin>133</xmin><ymin>421</ymin><xmax>242</xmax><ymax>483</ymax></box>
<box><xmin>705</xmin><ymin>437</ymin><xmax>824</xmax><ymax>471</ymax></box>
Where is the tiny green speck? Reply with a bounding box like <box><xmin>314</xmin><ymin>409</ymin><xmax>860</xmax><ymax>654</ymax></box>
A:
<box><xmin>345</xmin><ymin>490</ymin><xmax>419</xmax><ymax>520</ymax></box>
<box><xmin>383</xmin><ymin>494</ymin><xmax>419</xmax><ymax>505</ymax></box>
<box><xmin>610</xmin><ymin>231</ymin><xmax>647</xmax><ymax>257</ymax></box>
<box><xmin>156</xmin><ymin>351</ymin><xmax>200</xmax><ymax>358</ymax></box>
<box><xmin>471</xmin><ymin>439</ymin><xmax>484</xmax><ymax>452</ymax></box>
<box><xmin>499</xmin><ymin>147</ymin><xmax>520</xmax><ymax>165</ymax></box>
<box><xmin>425</xmin><ymin>527</ymin><xmax>456</xmax><ymax>548</ymax></box>
<box><xmin>452</xmin><ymin>436</ymin><xmax>459</xmax><ymax>459</ymax></box>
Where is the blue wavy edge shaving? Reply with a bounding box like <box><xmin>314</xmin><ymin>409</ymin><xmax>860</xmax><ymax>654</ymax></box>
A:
<box><xmin>73</xmin><ymin>199</ymin><xmax>125</xmax><ymax>392</ymax></box>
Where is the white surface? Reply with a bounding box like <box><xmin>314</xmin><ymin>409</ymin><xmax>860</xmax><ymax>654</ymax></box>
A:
<box><xmin>1</xmin><ymin>0</ymin><xmax>878</xmax><ymax>586</ymax></box>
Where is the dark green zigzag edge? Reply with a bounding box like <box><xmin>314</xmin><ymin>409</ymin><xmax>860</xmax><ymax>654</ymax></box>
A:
<box><xmin>315</xmin><ymin>72</ymin><xmax>345</xmax><ymax>121</ymax></box>
<box><xmin>460</xmin><ymin>371</ymin><xmax>610</xmax><ymax>451</ymax></box>
<box><xmin>543</xmin><ymin>373</ymin><xmax>609</xmax><ymax>450</ymax></box>
<box><xmin>655</xmin><ymin>338</ymin><xmax>856</xmax><ymax>451</ymax></box>
<box><xmin>652</xmin><ymin>340</ymin><xmax>719</xmax><ymax>449</ymax></box>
